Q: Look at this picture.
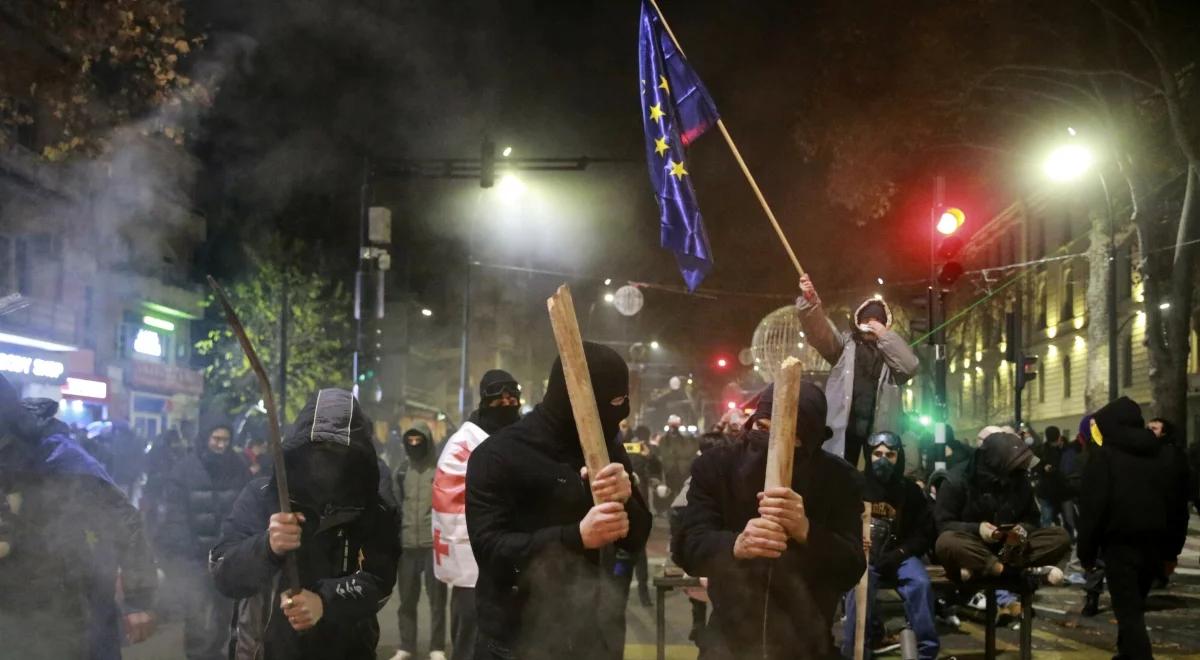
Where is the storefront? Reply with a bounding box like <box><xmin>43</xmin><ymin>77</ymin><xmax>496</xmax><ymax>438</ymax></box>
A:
<box><xmin>0</xmin><ymin>331</ymin><xmax>71</xmax><ymax>400</ymax></box>
<box><xmin>125</xmin><ymin>360</ymin><xmax>204</xmax><ymax>438</ymax></box>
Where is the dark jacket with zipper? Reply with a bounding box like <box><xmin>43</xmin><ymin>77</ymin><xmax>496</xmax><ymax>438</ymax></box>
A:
<box><xmin>211</xmin><ymin>389</ymin><xmax>399</xmax><ymax>660</ymax></box>
<box><xmin>1077</xmin><ymin>397</ymin><xmax>1189</xmax><ymax>568</ymax></box>
<box><xmin>934</xmin><ymin>434</ymin><xmax>1039</xmax><ymax>537</ymax></box>
<box><xmin>673</xmin><ymin>434</ymin><xmax>865</xmax><ymax>659</ymax></box>
<box><xmin>157</xmin><ymin>441</ymin><xmax>250</xmax><ymax>562</ymax></box>
<box><xmin>861</xmin><ymin>444</ymin><xmax>935</xmax><ymax>573</ymax></box>
<box><xmin>394</xmin><ymin>422</ymin><xmax>440</xmax><ymax>550</ymax></box>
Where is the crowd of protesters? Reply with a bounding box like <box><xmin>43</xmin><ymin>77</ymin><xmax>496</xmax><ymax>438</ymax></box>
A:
<box><xmin>1</xmin><ymin>291</ymin><xmax>1199</xmax><ymax>660</ymax></box>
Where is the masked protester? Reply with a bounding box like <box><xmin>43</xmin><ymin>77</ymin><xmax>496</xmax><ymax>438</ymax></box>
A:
<box><xmin>1077</xmin><ymin>398</ymin><xmax>1189</xmax><ymax>659</ymax></box>
<box><xmin>658</xmin><ymin>414</ymin><xmax>697</xmax><ymax>508</ymax></box>
<box><xmin>796</xmin><ymin>276</ymin><xmax>920</xmax><ymax>468</ymax></box>
<box><xmin>0</xmin><ymin>384</ymin><xmax>157</xmax><ymax>660</ymax></box>
<box><xmin>388</xmin><ymin>421</ymin><xmax>448</xmax><ymax>660</ymax></box>
<box><xmin>156</xmin><ymin>423</ymin><xmax>250</xmax><ymax>660</ymax></box>
<box><xmin>427</xmin><ymin>370</ymin><xmax>522</xmax><ymax>660</ymax></box>
<box><xmin>934</xmin><ymin>432</ymin><xmax>1071</xmax><ymax>593</ymax></box>
<box><xmin>466</xmin><ymin>342</ymin><xmax>652</xmax><ymax>660</ymax></box>
<box><xmin>673</xmin><ymin>381</ymin><xmax>865</xmax><ymax>659</ymax></box>
<box><xmin>212</xmin><ymin>388</ymin><xmax>400</xmax><ymax>660</ymax></box>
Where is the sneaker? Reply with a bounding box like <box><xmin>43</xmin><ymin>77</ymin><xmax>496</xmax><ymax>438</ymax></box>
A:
<box><xmin>429</xmin><ymin>652</ymin><xmax>447</xmax><ymax>660</ymax></box>
<box><xmin>966</xmin><ymin>591</ymin><xmax>988</xmax><ymax>611</ymax></box>
<box><xmin>1025</xmin><ymin>565</ymin><xmax>1065</xmax><ymax>586</ymax></box>
<box><xmin>937</xmin><ymin>613</ymin><xmax>962</xmax><ymax>628</ymax></box>
<box><xmin>388</xmin><ymin>652</ymin><xmax>413</xmax><ymax>660</ymax></box>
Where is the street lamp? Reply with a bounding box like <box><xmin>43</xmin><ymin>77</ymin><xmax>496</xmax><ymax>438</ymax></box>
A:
<box><xmin>603</xmin><ymin>292</ymin><xmax>615</xmax><ymax>304</ymax></box>
<box><xmin>497</xmin><ymin>173</ymin><xmax>525</xmax><ymax>202</ymax></box>
<box><xmin>420</xmin><ymin>308</ymin><xmax>433</xmax><ymax>318</ymax></box>
<box><xmin>1043</xmin><ymin>137</ymin><xmax>1117</xmax><ymax>402</ymax></box>
<box><xmin>650</xmin><ymin>340</ymin><xmax>661</xmax><ymax>350</ymax></box>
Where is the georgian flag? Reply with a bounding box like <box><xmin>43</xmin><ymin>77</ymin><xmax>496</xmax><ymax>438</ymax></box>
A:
<box><xmin>431</xmin><ymin>421</ymin><xmax>489</xmax><ymax>588</ymax></box>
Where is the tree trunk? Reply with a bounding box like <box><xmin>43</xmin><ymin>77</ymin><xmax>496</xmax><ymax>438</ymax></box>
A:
<box><xmin>1084</xmin><ymin>215</ymin><xmax>1111</xmax><ymax>412</ymax></box>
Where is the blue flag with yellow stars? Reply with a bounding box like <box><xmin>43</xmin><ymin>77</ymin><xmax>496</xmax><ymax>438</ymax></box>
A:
<box><xmin>638</xmin><ymin>0</ymin><xmax>720</xmax><ymax>292</ymax></box>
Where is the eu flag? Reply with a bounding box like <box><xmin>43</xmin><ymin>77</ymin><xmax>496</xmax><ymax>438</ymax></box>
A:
<box><xmin>638</xmin><ymin>0</ymin><xmax>720</xmax><ymax>292</ymax></box>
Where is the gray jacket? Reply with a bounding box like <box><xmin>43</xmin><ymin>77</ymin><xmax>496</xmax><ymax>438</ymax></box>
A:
<box><xmin>394</xmin><ymin>423</ymin><xmax>441</xmax><ymax>549</ymax></box>
<box><xmin>796</xmin><ymin>296</ymin><xmax>919</xmax><ymax>459</ymax></box>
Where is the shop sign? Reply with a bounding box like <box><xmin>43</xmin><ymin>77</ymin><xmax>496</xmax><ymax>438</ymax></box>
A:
<box><xmin>128</xmin><ymin>361</ymin><xmax>204</xmax><ymax>395</ymax></box>
<box><xmin>0</xmin><ymin>352</ymin><xmax>66</xmax><ymax>380</ymax></box>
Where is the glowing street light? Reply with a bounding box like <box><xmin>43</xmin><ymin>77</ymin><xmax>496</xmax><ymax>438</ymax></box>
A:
<box><xmin>603</xmin><ymin>292</ymin><xmax>615</xmax><ymax>304</ymax></box>
<box><xmin>1043</xmin><ymin>143</ymin><xmax>1095</xmax><ymax>182</ymax></box>
<box><xmin>936</xmin><ymin>207</ymin><xmax>965</xmax><ymax>236</ymax></box>
<box><xmin>501</xmin><ymin>146</ymin><xmax>513</xmax><ymax>158</ymax></box>
<box><xmin>497</xmin><ymin>173</ymin><xmax>525</xmax><ymax>202</ymax></box>
<box><xmin>649</xmin><ymin>340</ymin><xmax>661</xmax><ymax>350</ymax></box>
<box><xmin>420</xmin><ymin>308</ymin><xmax>433</xmax><ymax>317</ymax></box>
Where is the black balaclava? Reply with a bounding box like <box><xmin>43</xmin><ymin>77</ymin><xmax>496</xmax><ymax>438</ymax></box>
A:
<box><xmin>403</xmin><ymin>427</ymin><xmax>431</xmax><ymax>462</ymax></box>
<box><xmin>1092</xmin><ymin>396</ymin><xmax>1159</xmax><ymax>456</ymax></box>
<box><xmin>476</xmin><ymin>369</ymin><xmax>521</xmax><ymax>435</ymax></box>
<box><xmin>975</xmin><ymin>432</ymin><xmax>1036</xmax><ymax>485</ymax></box>
<box><xmin>863</xmin><ymin>431</ymin><xmax>905</xmax><ymax>501</ymax></box>
<box><xmin>743</xmin><ymin>381</ymin><xmax>832</xmax><ymax>456</ymax></box>
<box><xmin>541</xmin><ymin>341</ymin><xmax>630</xmax><ymax>442</ymax></box>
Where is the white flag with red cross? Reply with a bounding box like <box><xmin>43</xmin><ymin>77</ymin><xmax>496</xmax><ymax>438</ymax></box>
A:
<box><xmin>431</xmin><ymin>421</ymin><xmax>489</xmax><ymax>587</ymax></box>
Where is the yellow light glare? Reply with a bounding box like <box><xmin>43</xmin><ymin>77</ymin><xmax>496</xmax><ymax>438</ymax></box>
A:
<box><xmin>1047</xmin><ymin>344</ymin><xmax>1059</xmax><ymax>357</ymax></box>
<box><xmin>1073</xmin><ymin>317</ymin><xmax>1085</xmax><ymax>330</ymax></box>
<box><xmin>1047</xmin><ymin>327</ymin><xmax>1058</xmax><ymax>339</ymax></box>
<box><xmin>1074</xmin><ymin>335</ymin><xmax>1086</xmax><ymax>350</ymax></box>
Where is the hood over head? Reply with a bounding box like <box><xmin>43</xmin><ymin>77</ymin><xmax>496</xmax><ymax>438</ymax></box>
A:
<box><xmin>541</xmin><ymin>341</ymin><xmax>630</xmax><ymax>443</ymax></box>
<box><xmin>1092</xmin><ymin>396</ymin><xmax>1159</xmax><ymax>456</ymax></box>
<box><xmin>974</xmin><ymin>432</ymin><xmax>1037</xmax><ymax>483</ymax></box>
<box><xmin>402</xmin><ymin>422</ymin><xmax>434</xmax><ymax>461</ymax></box>
<box><xmin>744</xmin><ymin>381</ymin><xmax>832</xmax><ymax>454</ymax></box>
<box><xmin>476</xmin><ymin>369</ymin><xmax>521</xmax><ymax>434</ymax></box>
<box><xmin>282</xmin><ymin>388</ymin><xmax>379</xmax><ymax>530</ymax></box>
<box><xmin>863</xmin><ymin>431</ymin><xmax>905</xmax><ymax>499</ymax></box>
<box><xmin>854</xmin><ymin>298</ymin><xmax>893</xmax><ymax>328</ymax></box>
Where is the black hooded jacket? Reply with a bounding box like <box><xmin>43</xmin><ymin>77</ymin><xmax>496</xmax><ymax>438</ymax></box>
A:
<box><xmin>212</xmin><ymin>389</ymin><xmax>399</xmax><ymax>660</ymax></box>
<box><xmin>1077</xmin><ymin>397</ymin><xmax>1189</xmax><ymax>568</ymax></box>
<box><xmin>934</xmin><ymin>433</ymin><xmax>1038</xmax><ymax>536</ymax></box>
<box><xmin>465</xmin><ymin>342</ymin><xmax>652</xmax><ymax>660</ymax></box>
<box><xmin>156</xmin><ymin>425</ymin><xmax>250</xmax><ymax>561</ymax></box>
<box><xmin>673</xmin><ymin>381</ymin><xmax>864</xmax><ymax>660</ymax></box>
<box><xmin>861</xmin><ymin>443</ymin><xmax>935</xmax><ymax>574</ymax></box>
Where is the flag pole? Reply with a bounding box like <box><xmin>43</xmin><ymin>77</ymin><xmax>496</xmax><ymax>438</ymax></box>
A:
<box><xmin>646</xmin><ymin>0</ymin><xmax>805</xmax><ymax>278</ymax></box>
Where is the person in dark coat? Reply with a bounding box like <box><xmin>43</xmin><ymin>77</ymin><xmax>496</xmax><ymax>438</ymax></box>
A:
<box><xmin>466</xmin><ymin>341</ymin><xmax>652</xmax><ymax>660</ymax></box>
<box><xmin>157</xmin><ymin>423</ymin><xmax>250</xmax><ymax>660</ymax></box>
<box><xmin>934</xmin><ymin>432</ymin><xmax>1070</xmax><ymax>584</ymax></box>
<box><xmin>211</xmin><ymin>388</ymin><xmax>400</xmax><ymax>660</ymax></box>
<box><xmin>842</xmin><ymin>431</ymin><xmax>939</xmax><ymax>660</ymax></box>
<box><xmin>625</xmin><ymin>424</ymin><xmax>663</xmax><ymax>607</ymax></box>
<box><xmin>657</xmin><ymin>415</ymin><xmax>697</xmax><ymax>508</ymax></box>
<box><xmin>1077</xmin><ymin>398</ymin><xmax>1189</xmax><ymax>659</ymax></box>
<box><xmin>0</xmin><ymin>388</ymin><xmax>157</xmax><ymax>660</ymax></box>
<box><xmin>1033</xmin><ymin>426</ymin><xmax>1070</xmax><ymax>536</ymax></box>
<box><xmin>673</xmin><ymin>381</ymin><xmax>865</xmax><ymax>660</ymax></box>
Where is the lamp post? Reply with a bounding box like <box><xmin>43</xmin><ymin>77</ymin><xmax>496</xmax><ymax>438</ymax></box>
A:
<box><xmin>1044</xmin><ymin>140</ymin><xmax>1118</xmax><ymax>403</ymax></box>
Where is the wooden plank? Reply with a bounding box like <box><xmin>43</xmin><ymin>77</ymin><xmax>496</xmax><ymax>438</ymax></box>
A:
<box><xmin>547</xmin><ymin>284</ymin><xmax>611</xmax><ymax>503</ymax></box>
<box><xmin>764</xmin><ymin>357</ymin><xmax>802</xmax><ymax>489</ymax></box>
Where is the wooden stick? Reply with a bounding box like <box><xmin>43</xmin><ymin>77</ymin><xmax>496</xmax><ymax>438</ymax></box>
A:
<box><xmin>645</xmin><ymin>0</ymin><xmax>805</xmax><ymax>278</ymax></box>
<box><xmin>854</xmin><ymin>501</ymin><xmax>871</xmax><ymax>660</ymax></box>
<box><xmin>547</xmin><ymin>284</ymin><xmax>611</xmax><ymax>503</ymax></box>
<box><xmin>764</xmin><ymin>357</ymin><xmax>802</xmax><ymax>489</ymax></box>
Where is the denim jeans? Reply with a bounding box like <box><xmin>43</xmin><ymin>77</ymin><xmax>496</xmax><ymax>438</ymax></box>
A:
<box><xmin>842</xmin><ymin>556</ymin><xmax>940</xmax><ymax>660</ymax></box>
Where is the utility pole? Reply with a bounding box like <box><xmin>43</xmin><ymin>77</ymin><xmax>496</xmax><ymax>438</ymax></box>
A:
<box><xmin>1006</xmin><ymin>294</ymin><xmax>1038</xmax><ymax>426</ymax></box>
<box><xmin>1099</xmin><ymin>172</ymin><xmax>1118</xmax><ymax>403</ymax></box>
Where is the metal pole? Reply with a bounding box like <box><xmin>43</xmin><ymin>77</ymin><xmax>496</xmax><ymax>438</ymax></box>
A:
<box><xmin>459</xmin><ymin>239</ymin><xmax>472</xmax><ymax>421</ymax></box>
<box><xmin>1099</xmin><ymin>172</ymin><xmax>1118</xmax><ymax>403</ymax></box>
<box><xmin>931</xmin><ymin>176</ymin><xmax>948</xmax><ymax>422</ymax></box>
<box><xmin>1013</xmin><ymin>294</ymin><xmax>1023</xmax><ymax>426</ymax></box>
<box><xmin>354</xmin><ymin>158</ymin><xmax>370</xmax><ymax>394</ymax></box>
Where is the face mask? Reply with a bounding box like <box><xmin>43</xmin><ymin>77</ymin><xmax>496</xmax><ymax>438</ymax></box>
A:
<box><xmin>477</xmin><ymin>404</ymin><xmax>520</xmax><ymax>435</ymax></box>
<box><xmin>404</xmin><ymin>438</ymin><xmax>429</xmax><ymax>460</ymax></box>
<box><xmin>745</xmin><ymin>429</ymin><xmax>770</xmax><ymax>447</ymax></box>
<box><xmin>600</xmin><ymin>397</ymin><xmax>631</xmax><ymax>443</ymax></box>
<box><xmin>871</xmin><ymin>456</ymin><xmax>896</xmax><ymax>482</ymax></box>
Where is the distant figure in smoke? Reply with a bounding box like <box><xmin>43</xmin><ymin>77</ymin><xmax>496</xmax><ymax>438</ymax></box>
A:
<box><xmin>428</xmin><ymin>369</ymin><xmax>523</xmax><ymax>660</ymax></box>
<box><xmin>797</xmin><ymin>275</ymin><xmax>920</xmax><ymax>467</ymax></box>
<box><xmin>657</xmin><ymin>414</ymin><xmax>697</xmax><ymax>510</ymax></box>
<box><xmin>673</xmin><ymin>381</ymin><xmax>865</xmax><ymax>659</ymax></box>
<box><xmin>156</xmin><ymin>423</ymin><xmax>250</xmax><ymax>660</ymax></box>
<box><xmin>0</xmin><ymin>378</ymin><xmax>157</xmax><ymax>660</ymax></box>
<box><xmin>625</xmin><ymin>424</ymin><xmax>663</xmax><ymax>607</ymax></box>
<box><xmin>466</xmin><ymin>342</ymin><xmax>652</xmax><ymax>660</ymax></box>
<box><xmin>212</xmin><ymin>388</ymin><xmax>400</xmax><ymax>660</ymax></box>
<box><xmin>391</xmin><ymin>420</ymin><xmax>448</xmax><ymax>660</ymax></box>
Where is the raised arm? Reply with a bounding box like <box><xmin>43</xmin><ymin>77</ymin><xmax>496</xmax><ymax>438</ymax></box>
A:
<box><xmin>795</xmin><ymin>275</ymin><xmax>845</xmax><ymax>366</ymax></box>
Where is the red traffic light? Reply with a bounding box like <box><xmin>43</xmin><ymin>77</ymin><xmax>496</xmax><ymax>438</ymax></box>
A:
<box><xmin>716</xmin><ymin>357</ymin><xmax>729</xmax><ymax>369</ymax></box>
<box><xmin>936</xmin><ymin>207</ymin><xmax>965</xmax><ymax>236</ymax></box>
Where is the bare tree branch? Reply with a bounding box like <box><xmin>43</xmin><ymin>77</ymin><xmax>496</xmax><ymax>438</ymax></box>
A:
<box><xmin>990</xmin><ymin>64</ymin><xmax>1163</xmax><ymax>95</ymax></box>
<box><xmin>971</xmin><ymin>83</ymin><xmax>1099</xmax><ymax>119</ymax></box>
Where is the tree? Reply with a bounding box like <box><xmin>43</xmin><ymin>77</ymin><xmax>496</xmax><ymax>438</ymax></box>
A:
<box><xmin>196</xmin><ymin>240</ymin><xmax>351</xmax><ymax>421</ymax></box>
<box><xmin>0</xmin><ymin>0</ymin><xmax>206</xmax><ymax>158</ymax></box>
<box><xmin>793</xmin><ymin>0</ymin><xmax>1200</xmax><ymax>420</ymax></box>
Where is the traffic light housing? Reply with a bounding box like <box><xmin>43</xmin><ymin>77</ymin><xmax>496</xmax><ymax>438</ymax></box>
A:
<box><xmin>935</xmin><ymin>207</ymin><xmax>966</xmax><ymax>287</ymax></box>
<box><xmin>1018</xmin><ymin>355</ymin><xmax>1039</xmax><ymax>391</ymax></box>
<box><xmin>480</xmin><ymin>137</ymin><xmax>496</xmax><ymax>188</ymax></box>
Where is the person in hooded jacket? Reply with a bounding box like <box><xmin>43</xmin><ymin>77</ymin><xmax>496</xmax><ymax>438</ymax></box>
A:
<box><xmin>156</xmin><ymin>423</ymin><xmax>250</xmax><ymax>660</ymax></box>
<box><xmin>657</xmin><ymin>414</ymin><xmax>697</xmax><ymax>509</ymax></box>
<box><xmin>466</xmin><ymin>341</ymin><xmax>652</xmax><ymax>660</ymax></box>
<box><xmin>673</xmin><ymin>380</ymin><xmax>865</xmax><ymax>660</ymax></box>
<box><xmin>429</xmin><ymin>370</ymin><xmax>523</xmax><ymax>660</ymax></box>
<box><xmin>0</xmin><ymin>385</ymin><xmax>157</xmax><ymax>660</ymax></box>
<box><xmin>842</xmin><ymin>431</ymin><xmax>939</xmax><ymax>660</ymax></box>
<box><xmin>211</xmin><ymin>388</ymin><xmax>400</xmax><ymax>660</ymax></box>
<box><xmin>391</xmin><ymin>420</ymin><xmax>448</xmax><ymax>660</ymax></box>
<box><xmin>625</xmin><ymin>424</ymin><xmax>663</xmax><ymax>607</ymax></box>
<box><xmin>934</xmin><ymin>432</ymin><xmax>1071</xmax><ymax>586</ymax></box>
<box><xmin>797</xmin><ymin>275</ymin><xmax>920</xmax><ymax>468</ymax></box>
<box><xmin>1077</xmin><ymin>398</ymin><xmax>1189</xmax><ymax>660</ymax></box>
